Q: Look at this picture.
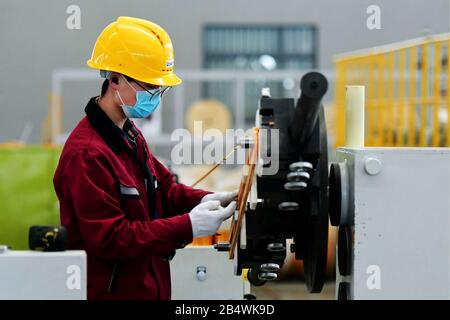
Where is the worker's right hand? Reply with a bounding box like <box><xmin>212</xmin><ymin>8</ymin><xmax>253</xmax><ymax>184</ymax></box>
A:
<box><xmin>188</xmin><ymin>200</ymin><xmax>236</xmax><ymax>238</ymax></box>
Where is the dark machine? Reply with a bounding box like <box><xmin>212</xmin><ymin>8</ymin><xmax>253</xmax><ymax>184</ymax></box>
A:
<box><xmin>215</xmin><ymin>72</ymin><xmax>330</xmax><ymax>293</ymax></box>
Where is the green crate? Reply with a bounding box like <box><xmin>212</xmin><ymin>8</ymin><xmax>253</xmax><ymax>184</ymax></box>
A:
<box><xmin>0</xmin><ymin>146</ymin><xmax>61</xmax><ymax>249</ymax></box>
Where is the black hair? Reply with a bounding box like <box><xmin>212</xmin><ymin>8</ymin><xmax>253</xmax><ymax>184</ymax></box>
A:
<box><xmin>100</xmin><ymin>79</ymin><xmax>109</xmax><ymax>97</ymax></box>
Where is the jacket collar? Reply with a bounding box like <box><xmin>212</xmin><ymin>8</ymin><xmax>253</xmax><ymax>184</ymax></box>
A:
<box><xmin>85</xmin><ymin>96</ymin><xmax>129</xmax><ymax>154</ymax></box>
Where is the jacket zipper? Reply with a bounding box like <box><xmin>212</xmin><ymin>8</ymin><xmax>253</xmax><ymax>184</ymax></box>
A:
<box><xmin>125</xmin><ymin>136</ymin><xmax>161</xmax><ymax>298</ymax></box>
<box><xmin>140</xmin><ymin>140</ymin><xmax>161</xmax><ymax>298</ymax></box>
<box><xmin>107</xmin><ymin>262</ymin><xmax>120</xmax><ymax>294</ymax></box>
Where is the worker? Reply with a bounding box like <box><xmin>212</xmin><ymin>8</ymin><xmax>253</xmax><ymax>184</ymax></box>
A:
<box><xmin>53</xmin><ymin>16</ymin><xmax>237</xmax><ymax>300</ymax></box>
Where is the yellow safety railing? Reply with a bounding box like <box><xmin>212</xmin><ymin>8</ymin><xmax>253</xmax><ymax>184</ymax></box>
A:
<box><xmin>42</xmin><ymin>93</ymin><xmax>64</xmax><ymax>145</ymax></box>
<box><xmin>334</xmin><ymin>33</ymin><xmax>450</xmax><ymax>148</ymax></box>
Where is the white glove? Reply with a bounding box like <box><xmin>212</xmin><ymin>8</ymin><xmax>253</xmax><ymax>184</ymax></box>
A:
<box><xmin>201</xmin><ymin>190</ymin><xmax>238</xmax><ymax>207</ymax></box>
<box><xmin>189</xmin><ymin>200</ymin><xmax>236</xmax><ymax>238</ymax></box>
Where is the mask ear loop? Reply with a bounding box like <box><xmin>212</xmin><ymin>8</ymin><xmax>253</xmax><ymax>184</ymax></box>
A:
<box><xmin>116</xmin><ymin>90</ymin><xmax>126</xmax><ymax>107</ymax></box>
<box><xmin>114</xmin><ymin>75</ymin><xmax>137</xmax><ymax>107</ymax></box>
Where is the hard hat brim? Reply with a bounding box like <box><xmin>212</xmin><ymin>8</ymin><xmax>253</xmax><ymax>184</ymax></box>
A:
<box><xmin>87</xmin><ymin>59</ymin><xmax>182</xmax><ymax>87</ymax></box>
<box><xmin>137</xmin><ymin>73</ymin><xmax>182</xmax><ymax>87</ymax></box>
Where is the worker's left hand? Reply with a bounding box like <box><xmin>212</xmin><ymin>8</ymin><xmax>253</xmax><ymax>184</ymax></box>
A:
<box><xmin>201</xmin><ymin>190</ymin><xmax>238</xmax><ymax>207</ymax></box>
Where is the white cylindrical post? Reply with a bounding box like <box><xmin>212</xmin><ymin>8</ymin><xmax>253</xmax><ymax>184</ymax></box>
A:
<box><xmin>345</xmin><ymin>85</ymin><xmax>365</xmax><ymax>147</ymax></box>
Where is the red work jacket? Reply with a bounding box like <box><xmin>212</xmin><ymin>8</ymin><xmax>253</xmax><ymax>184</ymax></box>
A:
<box><xmin>53</xmin><ymin>97</ymin><xmax>209</xmax><ymax>300</ymax></box>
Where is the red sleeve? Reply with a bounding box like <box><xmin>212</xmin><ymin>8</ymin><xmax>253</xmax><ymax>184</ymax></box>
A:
<box><xmin>64</xmin><ymin>148</ymin><xmax>193</xmax><ymax>261</ymax></box>
<box><xmin>150</xmin><ymin>154</ymin><xmax>212</xmax><ymax>217</ymax></box>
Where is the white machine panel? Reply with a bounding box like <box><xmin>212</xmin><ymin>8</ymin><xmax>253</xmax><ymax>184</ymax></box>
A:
<box><xmin>0</xmin><ymin>250</ymin><xmax>87</xmax><ymax>300</ymax></box>
<box><xmin>333</xmin><ymin>147</ymin><xmax>450</xmax><ymax>299</ymax></box>
<box><xmin>170</xmin><ymin>246</ymin><xmax>247</xmax><ymax>299</ymax></box>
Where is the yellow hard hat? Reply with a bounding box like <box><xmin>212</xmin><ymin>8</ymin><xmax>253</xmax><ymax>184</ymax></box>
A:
<box><xmin>87</xmin><ymin>16</ymin><xmax>181</xmax><ymax>86</ymax></box>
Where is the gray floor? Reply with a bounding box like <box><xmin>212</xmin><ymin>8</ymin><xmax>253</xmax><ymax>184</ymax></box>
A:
<box><xmin>251</xmin><ymin>281</ymin><xmax>335</xmax><ymax>300</ymax></box>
